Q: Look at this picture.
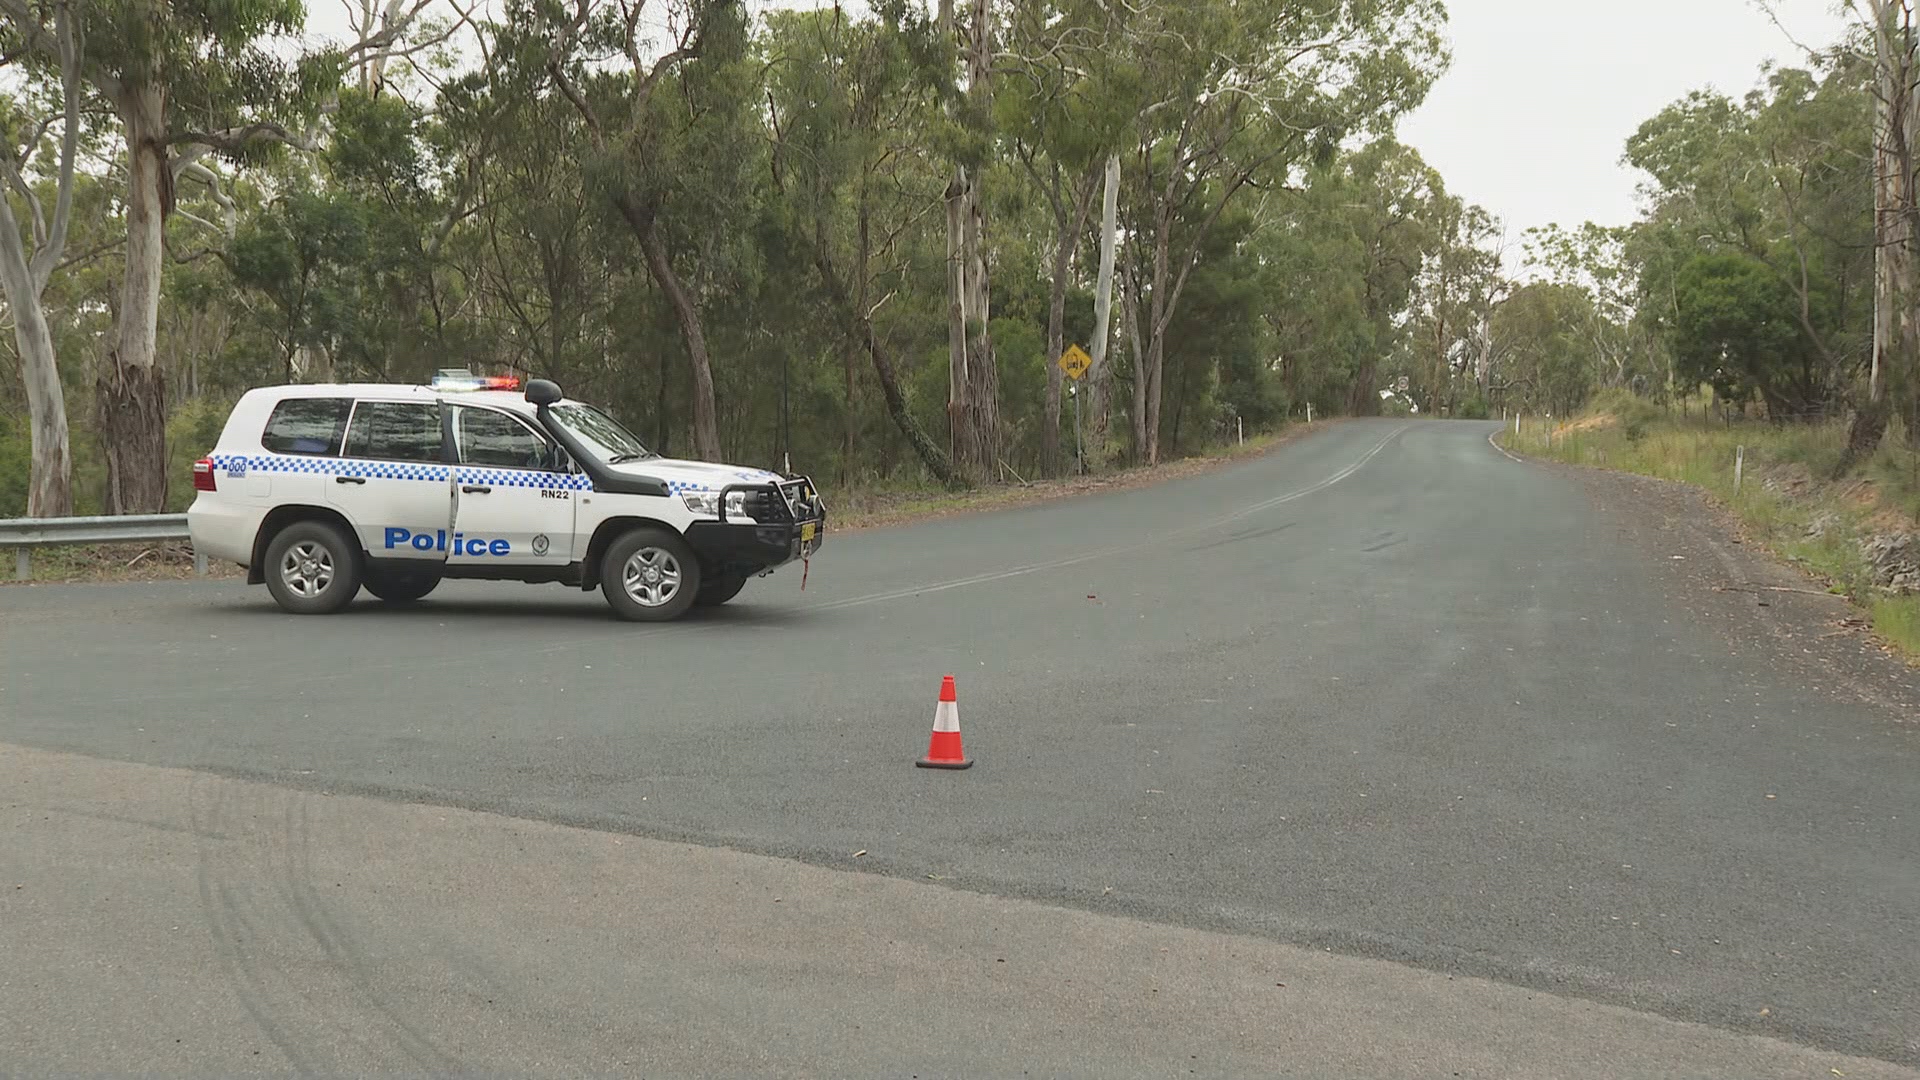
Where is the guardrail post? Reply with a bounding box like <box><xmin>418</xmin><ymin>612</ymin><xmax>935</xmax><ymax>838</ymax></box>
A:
<box><xmin>193</xmin><ymin>547</ymin><xmax>207</xmax><ymax>576</ymax></box>
<box><xmin>14</xmin><ymin>547</ymin><xmax>28</xmax><ymax>582</ymax></box>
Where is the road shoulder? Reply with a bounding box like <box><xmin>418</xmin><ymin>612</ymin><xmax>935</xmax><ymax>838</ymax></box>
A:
<box><xmin>2</xmin><ymin>741</ymin><xmax>1911</xmax><ymax>1079</ymax></box>
<box><xmin>1551</xmin><ymin>459</ymin><xmax>1920</xmax><ymax>720</ymax></box>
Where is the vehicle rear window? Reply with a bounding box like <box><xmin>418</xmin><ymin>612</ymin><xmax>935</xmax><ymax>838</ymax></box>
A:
<box><xmin>260</xmin><ymin>397</ymin><xmax>352</xmax><ymax>456</ymax></box>
<box><xmin>342</xmin><ymin>402</ymin><xmax>443</xmax><ymax>463</ymax></box>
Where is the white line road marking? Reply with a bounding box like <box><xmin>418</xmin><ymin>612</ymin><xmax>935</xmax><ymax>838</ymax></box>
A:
<box><xmin>1488</xmin><ymin>429</ymin><xmax>1524</xmax><ymax>463</ymax></box>
<box><xmin>814</xmin><ymin>425</ymin><xmax>1411</xmax><ymax>613</ymax></box>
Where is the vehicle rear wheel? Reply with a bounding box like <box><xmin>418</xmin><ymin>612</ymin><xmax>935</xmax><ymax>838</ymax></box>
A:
<box><xmin>263</xmin><ymin>520</ymin><xmax>362</xmax><ymax>614</ymax></box>
<box><xmin>363</xmin><ymin>568</ymin><xmax>440</xmax><ymax>604</ymax></box>
<box><xmin>601</xmin><ymin>527</ymin><xmax>701</xmax><ymax>622</ymax></box>
<box><xmin>694</xmin><ymin>574</ymin><xmax>746</xmax><ymax>607</ymax></box>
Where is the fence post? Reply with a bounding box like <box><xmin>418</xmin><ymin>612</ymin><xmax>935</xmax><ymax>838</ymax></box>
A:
<box><xmin>1306</xmin><ymin>403</ymin><xmax>1313</xmax><ymax>425</ymax></box>
<box><xmin>14</xmin><ymin>547</ymin><xmax>28</xmax><ymax>582</ymax></box>
<box><xmin>1734</xmin><ymin>445</ymin><xmax>1745</xmax><ymax>494</ymax></box>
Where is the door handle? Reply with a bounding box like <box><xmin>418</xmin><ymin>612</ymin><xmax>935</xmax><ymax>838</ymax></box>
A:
<box><xmin>461</xmin><ymin>485</ymin><xmax>493</xmax><ymax>494</ymax></box>
<box><xmin>334</xmin><ymin>476</ymin><xmax>366</xmax><ymax>485</ymax></box>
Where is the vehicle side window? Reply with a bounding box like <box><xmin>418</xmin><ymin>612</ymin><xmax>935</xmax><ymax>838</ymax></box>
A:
<box><xmin>260</xmin><ymin>397</ymin><xmax>352</xmax><ymax>456</ymax></box>
<box><xmin>342</xmin><ymin>402</ymin><xmax>443</xmax><ymax>463</ymax></box>
<box><xmin>454</xmin><ymin>406</ymin><xmax>554</xmax><ymax>470</ymax></box>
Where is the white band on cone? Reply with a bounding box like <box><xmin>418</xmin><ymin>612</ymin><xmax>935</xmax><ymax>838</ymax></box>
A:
<box><xmin>932</xmin><ymin>699</ymin><xmax>961</xmax><ymax>733</ymax></box>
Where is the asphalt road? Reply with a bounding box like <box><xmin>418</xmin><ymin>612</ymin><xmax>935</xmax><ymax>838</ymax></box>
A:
<box><xmin>3</xmin><ymin>418</ymin><xmax>1916</xmax><ymax>1074</ymax></box>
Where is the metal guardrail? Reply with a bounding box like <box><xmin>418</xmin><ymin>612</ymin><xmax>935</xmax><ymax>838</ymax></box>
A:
<box><xmin>2</xmin><ymin>513</ymin><xmax>200</xmax><ymax>581</ymax></box>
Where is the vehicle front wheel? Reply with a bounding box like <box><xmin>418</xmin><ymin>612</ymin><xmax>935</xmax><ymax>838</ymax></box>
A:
<box><xmin>601</xmin><ymin>527</ymin><xmax>701</xmax><ymax>622</ymax></box>
<box><xmin>263</xmin><ymin>520</ymin><xmax>362</xmax><ymax>614</ymax></box>
<box><xmin>694</xmin><ymin>574</ymin><xmax>746</xmax><ymax>607</ymax></box>
<box><xmin>363</xmin><ymin>568</ymin><xmax>440</xmax><ymax>604</ymax></box>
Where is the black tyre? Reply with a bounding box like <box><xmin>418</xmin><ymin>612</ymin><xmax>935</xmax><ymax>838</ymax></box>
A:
<box><xmin>263</xmin><ymin>520</ymin><xmax>362</xmax><ymax>615</ymax></box>
<box><xmin>363</xmin><ymin>568</ymin><xmax>440</xmax><ymax>604</ymax></box>
<box><xmin>694</xmin><ymin>574</ymin><xmax>747</xmax><ymax>607</ymax></box>
<box><xmin>600</xmin><ymin>527</ymin><xmax>702</xmax><ymax>622</ymax></box>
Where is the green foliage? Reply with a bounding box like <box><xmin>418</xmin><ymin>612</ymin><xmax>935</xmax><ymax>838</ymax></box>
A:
<box><xmin>165</xmin><ymin>396</ymin><xmax>232</xmax><ymax>511</ymax></box>
<box><xmin>1670</xmin><ymin>253</ymin><xmax>1829</xmax><ymax>417</ymax></box>
<box><xmin>3</xmin><ymin>0</ymin><xmax>1494</xmax><ymax>513</ymax></box>
<box><xmin>1624</xmin><ymin>51</ymin><xmax>1871</xmax><ymax>416</ymax></box>
<box><xmin>0</xmin><ymin>415</ymin><xmax>29</xmax><ymax>518</ymax></box>
<box><xmin>1490</xmin><ymin>283</ymin><xmax>1605</xmax><ymax>416</ymax></box>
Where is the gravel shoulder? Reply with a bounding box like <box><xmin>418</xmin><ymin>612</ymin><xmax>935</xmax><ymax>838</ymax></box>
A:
<box><xmin>1554</xmin><ymin>460</ymin><xmax>1920</xmax><ymax>718</ymax></box>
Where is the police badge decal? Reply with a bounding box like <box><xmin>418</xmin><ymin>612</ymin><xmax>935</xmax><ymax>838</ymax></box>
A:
<box><xmin>531</xmin><ymin>533</ymin><xmax>550</xmax><ymax>556</ymax></box>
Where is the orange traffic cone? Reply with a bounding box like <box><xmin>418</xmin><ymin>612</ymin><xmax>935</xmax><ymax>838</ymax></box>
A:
<box><xmin>916</xmin><ymin>675</ymin><xmax>973</xmax><ymax>770</ymax></box>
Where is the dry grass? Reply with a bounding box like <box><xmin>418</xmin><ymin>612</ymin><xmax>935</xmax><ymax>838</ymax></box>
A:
<box><xmin>4</xmin><ymin>541</ymin><xmax>245</xmax><ymax>586</ymax></box>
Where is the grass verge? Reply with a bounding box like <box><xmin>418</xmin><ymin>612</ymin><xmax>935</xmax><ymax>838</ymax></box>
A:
<box><xmin>1497</xmin><ymin>392</ymin><xmax>1920</xmax><ymax>661</ymax></box>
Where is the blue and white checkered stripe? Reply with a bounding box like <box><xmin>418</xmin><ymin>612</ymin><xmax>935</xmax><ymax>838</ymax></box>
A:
<box><xmin>210</xmin><ymin>453</ymin><xmax>591</xmax><ymax>490</ymax></box>
<box><xmin>456</xmin><ymin>467</ymin><xmax>593</xmax><ymax>490</ymax></box>
<box><xmin>211</xmin><ymin>454</ymin><xmax>451</xmax><ymax>482</ymax></box>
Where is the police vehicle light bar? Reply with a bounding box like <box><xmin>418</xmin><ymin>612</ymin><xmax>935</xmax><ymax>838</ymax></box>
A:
<box><xmin>431</xmin><ymin>369</ymin><xmax>521</xmax><ymax>392</ymax></box>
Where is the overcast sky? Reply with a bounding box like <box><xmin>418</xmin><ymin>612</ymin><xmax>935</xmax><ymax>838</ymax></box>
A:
<box><xmin>1398</xmin><ymin>0</ymin><xmax>1851</xmax><ymax>253</ymax></box>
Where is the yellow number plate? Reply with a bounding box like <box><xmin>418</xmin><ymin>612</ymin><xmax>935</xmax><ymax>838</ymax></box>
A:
<box><xmin>800</xmin><ymin>522</ymin><xmax>816</xmax><ymax>543</ymax></box>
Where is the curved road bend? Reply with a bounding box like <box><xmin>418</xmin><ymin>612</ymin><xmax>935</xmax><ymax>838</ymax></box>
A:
<box><xmin>2</xmin><ymin>419</ymin><xmax>1915</xmax><ymax>1076</ymax></box>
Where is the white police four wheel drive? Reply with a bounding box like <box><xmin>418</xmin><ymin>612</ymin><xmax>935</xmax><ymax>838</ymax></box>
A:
<box><xmin>186</xmin><ymin>374</ymin><xmax>825</xmax><ymax>621</ymax></box>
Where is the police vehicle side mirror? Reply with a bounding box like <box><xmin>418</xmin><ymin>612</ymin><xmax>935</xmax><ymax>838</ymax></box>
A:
<box><xmin>525</xmin><ymin>379</ymin><xmax>563</xmax><ymax>407</ymax></box>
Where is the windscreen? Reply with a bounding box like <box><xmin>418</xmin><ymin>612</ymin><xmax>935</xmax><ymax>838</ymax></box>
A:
<box><xmin>548</xmin><ymin>403</ymin><xmax>653</xmax><ymax>464</ymax></box>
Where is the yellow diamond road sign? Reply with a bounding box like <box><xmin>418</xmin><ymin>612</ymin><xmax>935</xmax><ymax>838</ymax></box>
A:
<box><xmin>1059</xmin><ymin>343</ymin><xmax>1092</xmax><ymax>380</ymax></box>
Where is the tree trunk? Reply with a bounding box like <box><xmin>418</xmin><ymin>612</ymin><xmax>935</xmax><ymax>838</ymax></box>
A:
<box><xmin>0</xmin><ymin>1</ymin><xmax>79</xmax><ymax>517</ymax></box>
<box><xmin>812</xmin><ymin>248</ymin><xmax>956</xmax><ymax>487</ymax></box>
<box><xmin>804</xmin><ymin>169</ymin><xmax>956</xmax><ymax>487</ymax></box>
<box><xmin>101</xmin><ymin>81</ymin><xmax>172</xmax><ymax>514</ymax></box>
<box><xmin>1144</xmin><ymin>327</ymin><xmax>1165</xmax><ymax>464</ymax></box>
<box><xmin>939</xmin><ymin>0</ymin><xmax>996</xmax><ymax>486</ymax></box>
<box><xmin>1042</xmin><ymin>196</ymin><xmax>1069</xmax><ymax>478</ymax></box>
<box><xmin>864</xmin><ymin>320</ymin><xmax>956</xmax><ymax>488</ymax></box>
<box><xmin>963</xmin><ymin>168</ymin><xmax>998</xmax><ymax>478</ymax></box>
<box><xmin>1349</xmin><ymin>358</ymin><xmax>1380</xmax><ymax>417</ymax></box>
<box><xmin>1137</xmin><ymin>220</ymin><xmax>1174</xmax><ymax>465</ymax></box>
<box><xmin>1852</xmin><ymin>0</ymin><xmax>1918</xmax><ymax>465</ymax></box>
<box><xmin>1041</xmin><ymin>169</ymin><xmax>1098</xmax><ymax>478</ymax></box>
<box><xmin>1122</xmin><ymin>263</ymin><xmax>1149</xmax><ymax>462</ymax></box>
<box><xmin>943</xmin><ymin>173</ymin><xmax>976</xmax><ymax>479</ymax></box>
<box><xmin>0</xmin><ymin>247</ymin><xmax>72</xmax><ymax>517</ymax></box>
<box><xmin>628</xmin><ymin>203</ymin><xmax>721</xmax><ymax>462</ymax></box>
<box><xmin>1085</xmin><ymin>154</ymin><xmax>1120</xmax><ymax>469</ymax></box>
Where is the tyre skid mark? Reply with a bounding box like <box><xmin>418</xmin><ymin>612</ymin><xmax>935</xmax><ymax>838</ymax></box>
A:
<box><xmin>189</xmin><ymin>775</ymin><xmax>466</xmax><ymax>1074</ymax></box>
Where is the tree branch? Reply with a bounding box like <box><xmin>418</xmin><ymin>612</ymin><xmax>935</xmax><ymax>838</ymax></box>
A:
<box><xmin>52</xmin><ymin>237</ymin><xmax>121</xmax><ymax>274</ymax></box>
<box><xmin>177</xmin><ymin>160</ymin><xmax>238</xmax><ymax>238</ymax></box>
<box><xmin>338</xmin><ymin>0</ymin><xmax>438</xmax><ymax>62</ymax></box>
<box><xmin>28</xmin><ymin>0</ymin><xmax>80</xmax><ymax>289</ymax></box>
<box><xmin>0</xmin><ymin>143</ymin><xmax>47</xmax><ymax>252</ymax></box>
<box><xmin>546</xmin><ymin>0</ymin><xmax>608</xmax><ymax>149</ymax></box>
<box><xmin>1154</xmin><ymin>134</ymin><xmax>1301</xmax><ymax>340</ymax></box>
<box><xmin>168</xmin><ymin>122</ymin><xmax>320</xmax><ymax>153</ymax></box>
